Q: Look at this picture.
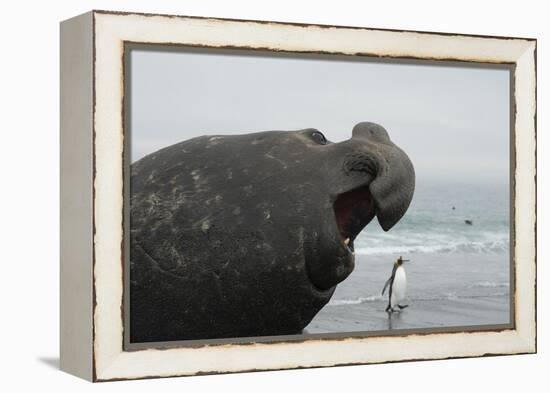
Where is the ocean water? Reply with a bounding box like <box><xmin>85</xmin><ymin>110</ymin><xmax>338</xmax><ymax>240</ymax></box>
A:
<box><xmin>308</xmin><ymin>177</ymin><xmax>511</xmax><ymax>332</ymax></box>
<box><xmin>354</xmin><ymin>178</ymin><xmax>510</xmax><ymax>257</ymax></box>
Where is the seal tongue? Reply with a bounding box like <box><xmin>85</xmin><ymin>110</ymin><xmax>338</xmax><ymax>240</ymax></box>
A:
<box><xmin>333</xmin><ymin>185</ymin><xmax>376</xmax><ymax>242</ymax></box>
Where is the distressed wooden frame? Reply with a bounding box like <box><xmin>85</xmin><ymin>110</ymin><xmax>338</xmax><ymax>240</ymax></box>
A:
<box><xmin>60</xmin><ymin>10</ymin><xmax>537</xmax><ymax>382</ymax></box>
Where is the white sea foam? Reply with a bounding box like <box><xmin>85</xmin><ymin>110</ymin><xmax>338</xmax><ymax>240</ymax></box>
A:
<box><xmin>470</xmin><ymin>281</ymin><xmax>510</xmax><ymax>288</ymax></box>
<box><xmin>327</xmin><ymin>292</ymin><xmax>509</xmax><ymax>307</ymax></box>
<box><xmin>354</xmin><ymin>238</ymin><xmax>509</xmax><ymax>256</ymax></box>
<box><xmin>327</xmin><ymin>295</ymin><xmax>382</xmax><ymax>306</ymax></box>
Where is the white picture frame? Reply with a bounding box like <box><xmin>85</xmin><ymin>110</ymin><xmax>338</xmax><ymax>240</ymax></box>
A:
<box><xmin>60</xmin><ymin>10</ymin><xmax>536</xmax><ymax>381</ymax></box>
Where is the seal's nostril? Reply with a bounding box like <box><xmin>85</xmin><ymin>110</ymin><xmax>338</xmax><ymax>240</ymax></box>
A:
<box><xmin>343</xmin><ymin>152</ymin><xmax>378</xmax><ymax>175</ymax></box>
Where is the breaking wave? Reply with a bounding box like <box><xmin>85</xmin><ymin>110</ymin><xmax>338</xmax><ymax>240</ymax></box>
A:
<box><xmin>327</xmin><ymin>291</ymin><xmax>509</xmax><ymax>307</ymax></box>
<box><xmin>354</xmin><ymin>238</ymin><xmax>509</xmax><ymax>256</ymax></box>
<box><xmin>470</xmin><ymin>281</ymin><xmax>510</xmax><ymax>288</ymax></box>
<box><xmin>327</xmin><ymin>295</ymin><xmax>383</xmax><ymax>306</ymax></box>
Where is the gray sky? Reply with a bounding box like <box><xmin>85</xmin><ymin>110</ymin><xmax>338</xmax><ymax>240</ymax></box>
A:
<box><xmin>129</xmin><ymin>47</ymin><xmax>510</xmax><ymax>182</ymax></box>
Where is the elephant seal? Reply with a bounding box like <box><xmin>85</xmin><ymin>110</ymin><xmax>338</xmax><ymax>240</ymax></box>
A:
<box><xmin>130</xmin><ymin>122</ymin><xmax>415</xmax><ymax>342</ymax></box>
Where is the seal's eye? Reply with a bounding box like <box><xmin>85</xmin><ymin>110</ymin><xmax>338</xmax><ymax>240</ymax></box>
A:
<box><xmin>310</xmin><ymin>131</ymin><xmax>327</xmax><ymax>145</ymax></box>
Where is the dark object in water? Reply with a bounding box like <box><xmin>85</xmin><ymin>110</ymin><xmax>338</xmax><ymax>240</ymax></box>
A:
<box><xmin>452</xmin><ymin>206</ymin><xmax>456</xmax><ymax>210</ymax></box>
<box><xmin>465</xmin><ymin>219</ymin><xmax>473</xmax><ymax>225</ymax></box>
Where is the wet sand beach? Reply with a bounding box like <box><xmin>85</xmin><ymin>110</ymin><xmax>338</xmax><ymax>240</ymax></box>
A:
<box><xmin>306</xmin><ymin>252</ymin><xmax>511</xmax><ymax>334</ymax></box>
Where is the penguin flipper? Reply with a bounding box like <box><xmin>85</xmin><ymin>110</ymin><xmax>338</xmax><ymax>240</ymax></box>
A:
<box><xmin>381</xmin><ymin>277</ymin><xmax>392</xmax><ymax>295</ymax></box>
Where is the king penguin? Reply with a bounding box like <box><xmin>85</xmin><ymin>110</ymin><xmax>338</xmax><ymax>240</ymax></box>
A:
<box><xmin>381</xmin><ymin>256</ymin><xmax>410</xmax><ymax>313</ymax></box>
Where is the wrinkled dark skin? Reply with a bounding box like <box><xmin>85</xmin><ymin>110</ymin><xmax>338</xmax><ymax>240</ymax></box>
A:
<box><xmin>130</xmin><ymin>122</ymin><xmax>415</xmax><ymax>343</ymax></box>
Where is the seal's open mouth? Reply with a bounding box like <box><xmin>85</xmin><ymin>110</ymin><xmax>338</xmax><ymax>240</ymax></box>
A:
<box><xmin>333</xmin><ymin>185</ymin><xmax>377</xmax><ymax>254</ymax></box>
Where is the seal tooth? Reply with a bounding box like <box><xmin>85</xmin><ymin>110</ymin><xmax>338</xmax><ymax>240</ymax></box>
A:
<box><xmin>344</xmin><ymin>238</ymin><xmax>350</xmax><ymax>245</ymax></box>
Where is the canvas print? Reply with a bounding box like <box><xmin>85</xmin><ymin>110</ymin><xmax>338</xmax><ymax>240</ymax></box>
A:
<box><xmin>126</xmin><ymin>46</ymin><xmax>511</xmax><ymax>345</ymax></box>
